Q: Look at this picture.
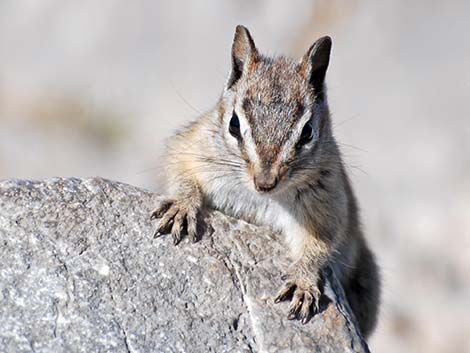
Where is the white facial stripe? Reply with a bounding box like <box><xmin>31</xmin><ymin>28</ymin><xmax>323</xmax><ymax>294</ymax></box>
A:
<box><xmin>222</xmin><ymin>92</ymin><xmax>260</xmax><ymax>167</ymax></box>
<box><xmin>235</xmin><ymin>101</ymin><xmax>260</xmax><ymax>167</ymax></box>
<box><xmin>279</xmin><ymin>107</ymin><xmax>314</xmax><ymax>160</ymax></box>
<box><xmin>222</xmin><ymin>92</ymin><xmax>238</xmax><ymax>149</ymax></box>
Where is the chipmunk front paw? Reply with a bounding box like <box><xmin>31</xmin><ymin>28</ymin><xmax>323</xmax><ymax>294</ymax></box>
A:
<box><xmin>274</xmin><ymin>269</ymin><xmax>322</xmax><ymax>324</ymax></box>
<box><xmin>150</xmin><ymin>197</ymin><xmax>200</xmax><ymax>245</ymax></box>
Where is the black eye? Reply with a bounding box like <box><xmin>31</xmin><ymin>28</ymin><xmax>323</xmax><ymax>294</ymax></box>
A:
<box><xmin>297</xmin><ymin>121</ymin><xmax>314</xmax><ymax>147</ymax></box>
<box><xmin>229</xmin><ymin>112</ymin><xmax>241</xmax><ymax>139</ymax></box>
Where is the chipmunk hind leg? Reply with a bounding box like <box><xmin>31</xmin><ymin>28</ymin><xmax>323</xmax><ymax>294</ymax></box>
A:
<box><xmin>344</xmin><ymin>244</ymin><xmax>381</xmax><ymax>339</ymax></box>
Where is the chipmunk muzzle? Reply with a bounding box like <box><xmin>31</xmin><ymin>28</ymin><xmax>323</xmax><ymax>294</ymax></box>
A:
<box><xmin>253</xmin><ymin>168</ymin><xmax>278</xmax><ymax>193</ymax></box>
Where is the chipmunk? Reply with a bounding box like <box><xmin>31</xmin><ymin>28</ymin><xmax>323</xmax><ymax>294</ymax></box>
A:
<box><xmin>150</xmin><ymin>25</ymin><xmax>380</xmax><ymax>338</ymax></box>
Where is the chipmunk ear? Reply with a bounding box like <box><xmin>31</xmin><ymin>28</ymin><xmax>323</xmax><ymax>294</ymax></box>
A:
<box><xmin>226</xmin><ymin>25</ymin><xmax>258</xmax><ymax>90</ymax></box>
<box><xmin>300</xmin><ymin>36</ymin><xmax>332</xmax><ymax>98</ymax></box>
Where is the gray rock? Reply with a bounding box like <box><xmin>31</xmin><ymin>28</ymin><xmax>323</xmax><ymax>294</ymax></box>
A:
<box><xmin>0</xmin><ymin>177</ymin><xmax>369</xmax><ymax>353</ymax></box>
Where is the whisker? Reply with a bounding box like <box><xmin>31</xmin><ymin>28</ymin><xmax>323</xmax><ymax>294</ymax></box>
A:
<box><xmin>170</xmin><ymin>81</ymin><xmax>203</xmax><ymax>115</ymax></box>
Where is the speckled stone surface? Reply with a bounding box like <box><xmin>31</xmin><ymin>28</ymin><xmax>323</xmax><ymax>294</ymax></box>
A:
<box><xmin>0</xmin><ymin>177</ymin><xmax>369</xmax><ymax>353</ymax></box>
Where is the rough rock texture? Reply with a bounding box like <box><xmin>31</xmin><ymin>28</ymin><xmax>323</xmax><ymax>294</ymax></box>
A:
<box><xmin>0</xmin><ymin>177</ymin><xmax>369</xmax><ymax>353</ymax></box>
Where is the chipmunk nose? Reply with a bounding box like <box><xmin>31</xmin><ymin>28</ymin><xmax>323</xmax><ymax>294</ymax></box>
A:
<box><xmin>254</xmin><ymin>172</ymin><xmax>278</xmax><ymax>193</ymax></box>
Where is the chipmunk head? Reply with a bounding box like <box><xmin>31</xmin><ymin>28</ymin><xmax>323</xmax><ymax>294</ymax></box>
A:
<box><xmin>221</xmin><ymin>25</ymin><xmax>333</xmax><ymax>194</ymax></box>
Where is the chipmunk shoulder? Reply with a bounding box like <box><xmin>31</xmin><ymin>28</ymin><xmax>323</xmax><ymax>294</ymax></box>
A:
<box><xmin>151</xmin><ymin>25</ymin><xmax>380</xmax><ymax>338</ymax></box>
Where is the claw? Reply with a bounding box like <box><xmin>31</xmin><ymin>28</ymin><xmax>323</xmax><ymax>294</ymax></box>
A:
<box><xmin>274</xmin><ymin>281</ymin><xmax>296</xmax><ymax>303</ymax></box>
<box><xmin>275</xmin><ymin>273</ymin><xmax>322</xmax><ymax>324</ymax></box>
<box><xmin>287</xmin><ymin>290</ymin><xmax>303</xmax><ymax>320</ymax></box>
<box><xmin>171</xmin><ymin>212</ymin><xmax>184</xmax><ymax>246</ymax></box>
<box><xmin>299</xmin><ymin>291</ymin><xmax>313</xmax><ymax>324</ymax></box>
<box><xmin>158</xmin><ymin>218</ymin><xmax>174</xmax><ymax>234</ymax></box>
<box><xmin>150</xmin><ymin>200</ymin><xmax>173</xmax><ymax>221</ymax></box>
<box><xmin>313</xmin><ymin>294</ymin><xmax>321</xmax><ymax>314</ymax></box>
<box><xmin>287</xmin><ymin>311</ymin><xmax>297</xmax><ymax>320</ymax></box>
<box><xmin>187</xmin><ymin>209</ymin><xmax>198</xmax><ymax>243</ymax></box>
<box><xmin>150</xmin><ymin>197</ymin><xmax>202</xmax><ymax>244</ymax></box>
<box><xmin>172</xmin><ymin>233</ymin><xmax>181</xmax><ymax>245</ymax></box>
<box><xmin>155</xmin><ymin>205</ymin><xmax>178</xmax><ymax>235</ymax></box>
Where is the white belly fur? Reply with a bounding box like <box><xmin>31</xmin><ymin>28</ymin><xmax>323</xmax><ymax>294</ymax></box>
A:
<box><xmin>203</xmin><ymin>173</ymin><xmax>309</xmax><ymax>260</ymax></box>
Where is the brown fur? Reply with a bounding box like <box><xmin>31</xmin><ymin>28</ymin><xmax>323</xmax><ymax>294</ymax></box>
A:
<box><xmin>151</xmin><ymin>25</ymin><xmax>380</xmax><ymax>339</ymax></box>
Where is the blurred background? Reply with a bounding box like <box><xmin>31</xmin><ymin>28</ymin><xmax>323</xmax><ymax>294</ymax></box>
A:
<box><xmin>1</xmin><ymin>1</ymin><xmax>469</xmax><ymax>352</ymax></box>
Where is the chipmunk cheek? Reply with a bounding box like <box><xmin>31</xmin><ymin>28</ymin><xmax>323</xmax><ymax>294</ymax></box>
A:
<box><xmin>245</xmin><ymin>161</ymin><xmax>254</xmax><ymax>178</ymax></box>
<box><xmin>278</xmin><ymin>164</ymin><xmax>289</xmax><ymax>180</ymax></box>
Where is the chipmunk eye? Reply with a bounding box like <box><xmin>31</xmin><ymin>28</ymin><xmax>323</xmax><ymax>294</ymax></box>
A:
<box><xmin>229</xmin><ymin>112</ymin><xmax>242</xmax><ymax>139</ymax></box>
<box><xmin>297</xmin><ymin>121</ymin><xmax>314</xmax><ymax>147</ymax></box>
